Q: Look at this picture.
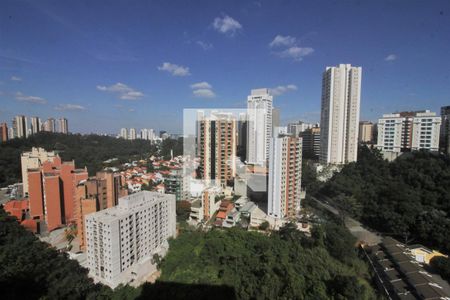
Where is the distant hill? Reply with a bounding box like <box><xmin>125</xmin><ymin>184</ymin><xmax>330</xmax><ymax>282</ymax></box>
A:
<box><xmin>0</xmin><ymin>132</ymin><xmax>174</xmax><ymax>187</ymax></box>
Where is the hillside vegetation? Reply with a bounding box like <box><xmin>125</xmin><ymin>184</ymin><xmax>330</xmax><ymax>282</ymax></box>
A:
<box><xmin>322</xmin><ymin>147</ymin><xmax>450</xmax><ymax>253</ymax></box>
<box><xmin>0</xmin><ymin>132</ymin><xmax>182</xmax><ymax>187</ymax></box>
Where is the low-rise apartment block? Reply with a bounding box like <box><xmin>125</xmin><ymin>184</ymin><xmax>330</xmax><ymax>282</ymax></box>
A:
<box><xmin>85</xmin><ymin>191</ymin><xmax>176</xmax><ymax>288</ymax></box>
<box><xmin>377</xmin><ymin>110</ymin><xmax>441</xmax><ymax>160</ymax></box>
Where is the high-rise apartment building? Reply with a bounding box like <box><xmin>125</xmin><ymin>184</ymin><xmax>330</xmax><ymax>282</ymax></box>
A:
<box><xmin>14</xmin><ymin>115</ymin><xmax>27</xmax><ymax>138</ymax></box>
<box><xmin>268</xmin><ymin>127</ymin><xmax>302</xmax><ymax>219</ymax></box>
<box><xmin>148</xmin><ymin>129</ymin><xmax>156</xmax><ymax>141</ymax></box>
<box><xmin>320</xmin><ymin>64</ymin><xmax>362</xmax><ymax>164</ymax></box>
<box><xmin>85</xmin><ymin>191</ymin><xmax>176</xmax><ymax>288</ymax></box>
<box><xmin>27</xmin><ymin>155</ymin><xmax>88</xmax><ymax>231</ymax></box>
<box><xmin>300</xmin><ymin>125</ymin><xmax>321</xmax><ymax>159</ymax></box>
<box><xmin>75</xmin><ymin>178</ymin><xmax>105</xmax><ymax>250</ymax></box>
<box><xmin>58</xmin><ymin>118</ymin><xmax>68</xmax><ymax>134</ymax></box>
<box><xmin>247</xmin><ymin>88</ymin><xmax>273</xmax><ymax>166</ymax></box>
<box><xmin>198</xmin><ymin>112</ymin><xmax>236</xmax><ymax>187</ymax></box>
<box><xmin>120</xmin><ymin>128</ymin><xmax>128</xmax><ymax>139</ymax></box>
<box><xmin>441</xmin><ymin>106</ymin><xmax>450</xmax><ymax>155</ymax></box>
<box><xmin>287</xmin><ymin>121</ymin><xmax>315</xmax><ymax>137</ymax></box>
<box><xmin>8</xmin><ymin>127</ymin><xmax>14</xmax><ymax>140</ymax></box>
<box><xmin>410</xmin><ymin>112</ymin><xmax>441</xmax><ymax>151</ymax></box>
<box><xmin>237</xmin><ymin>112</ymin><xmax>247</xmax><ymax>161</ymax></box>
<box><xmin>359</xmin><ymin>121</ymin><xmax>374</xmax><ymax>143</ymax></box>
<box><xmin>377</xmin><ymin>110</ymin><xmax>441</xmax><ymax>160</ymax></box>
<box><xmin>0</xmin><ymin>122</ymin><xmax>8</xmax><ymax>142</ymax></box>
<box><xmin>96</xmin><ymin>171</ymin><xmax>126</xmax><ymax>208</ymax></box>
<box><xmin>129</xmin><ymin>128</ymin><xmax>136</xmax><ymax>140</ymax></box>
<box><xmin>140</xmin><ymin>128</ymin><xmax>148</xmax><ymax>140</ymax></box>
<box><xmin>75</xmin><ymin>171</ymin><xmax>127</xmax><ymax>250</ymax></box>
<box><xmin>21</xmin><ymin>147</ymin><xmax>57</xmax><ymax>196</ymax></box>
<box><xmin>164</xmin><ymin>169</ymin><xmax>189</xmax><ymax>201</ymax></box>
<box><xmin>42</xmin><ymin>118</ymin><xmax>56</xmax><ymax>132</ymax></box>
<box><xmin>30</xmin><ymin>117</ymin><xmax>41</xmax><ymax>135</ymax></box>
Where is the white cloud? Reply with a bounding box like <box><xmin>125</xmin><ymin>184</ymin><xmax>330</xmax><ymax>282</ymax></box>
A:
<box><xmin>270</xmin><ymin>84</ymin><xmax>298</xmax><ymax>96</ymax></box>
<box><xmin>15</xmin><ymin>92</ymin><xmax>47</xmax><ymax>104</ymax></box>
<box><xmin>54</xmin><ymin>104</ymin><xmax>86</xmax><ymax>111</ymax></box>
<box><xmin>196</xmin><ymin>40</ymin><xmax>213</xmax><ymax>50</ymax></box>
<box><xmin>190</xmin><ymin>81</ymin><xmax>215</xmax><ymax>98</ymax></box>
<box><xmin>277</xmin><ymin>46</ymin><xmax>314</xmax><ymax>61</ymax></box>
<box><xmin>269</xmin><ymin>35</ymin><xmax>296</xmax><ymax>48</ymax></box>
<box><xmin>158</xmin><ymin>62</ymin><xmax>191</xmax><ymax>76</ymax></box>
<box><xmin>269</xmin><ymin>34</ymin><xmax>314</xmax><ymax>62</ymax></box>
<box><xmin>11</xmin><ymin>76</ymin><xmax>22</xmax><ymax>81</ymax></box>
<box><xmin>212</xmin><ymin>15</ymin><xmax>242</xmax><ymax>36</ymax></box>
<box><xmin>190</xmin><ymin>82</ymin><xmax>212</xmax><ymax>89</ymax></box>
<box><xmin>385</xmin><ymin>54</ymin><xmax>397</xmax><ymax>61</ymax></box>
<box><xmin>128</xmin><ymin>108</ymin><xmax>135</xmax><ymax>112</ymax></box>
<box><xmin>193</xmin><ymin>89</ymin><xmax>216</xmax><ymax>98</ymax></box>
<box><xmin>96</xmin><ymin>82</ymin><xmax>144</xmax><ymax>100</ymax></box>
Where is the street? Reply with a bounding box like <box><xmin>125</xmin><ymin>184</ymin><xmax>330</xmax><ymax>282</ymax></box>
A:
<box><xmin>310</xmin><ymin>195</ymin><xmax>382</xmax><ymax>246</ymax></box>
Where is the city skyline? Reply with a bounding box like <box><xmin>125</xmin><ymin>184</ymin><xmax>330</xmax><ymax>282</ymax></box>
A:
<box><xmin>1</xmin><ymin>0</ymin><xmax>450</xmax><ymax>134</ymax></box>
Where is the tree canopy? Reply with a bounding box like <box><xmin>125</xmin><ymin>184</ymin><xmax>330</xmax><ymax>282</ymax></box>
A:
<box><xmin>321</xmin><ymin>146</ymin><xmax>450</xmax><ymax>253</ymax></box>
<box><xmin>159</xmin><ymin>224</ymin><xmax>376</xmax><ymax>300</ymax></box>
<box><xmin>0</xmin><ymin>132</ymin><xmax>183</xmax><ymax>187</ymax></box>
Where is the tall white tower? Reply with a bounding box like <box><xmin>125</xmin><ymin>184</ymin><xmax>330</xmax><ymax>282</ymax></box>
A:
<box><xmin>129</xmin><ymin>128</ymin><xmax>136</xmax><ymax>140</ymax></box>
<box><xmin>14</xmin><ymin>115</ymin><xmax>27</xmax><ymax>138</ymax></box>
<box><xmin>246</xmin><ymin>88</ymin><xmax>273</xmax><ymax>166</ymax></box>
<box><xmin>58</xmin><ymin>118</ymin><xmax>68</xmax><ymax>134</ymax></box>
<box><xmin>120</xmin><ymin>128</ymin><xmax>128</xmax><ymax>139</ymax></box>
<box><xmin>320</xmin><ymin>64</ymin><xmax>362</xmax><ymax>164</ymax></box>
<box><xmin>30</xmin><ymin>117</ymin><xmax>41</xmax><ymax>135</ymax></box>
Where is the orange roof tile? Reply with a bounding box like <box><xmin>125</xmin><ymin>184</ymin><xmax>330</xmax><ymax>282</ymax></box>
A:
<box><xmin>217</xmin><ymin>211</ymin><xmax>227</xmax><ymax>219</ymax></box>
<box><xmin>21</xmin><ymin>219</ymin><xmax>38</xmax><ymax>233</ymax></box>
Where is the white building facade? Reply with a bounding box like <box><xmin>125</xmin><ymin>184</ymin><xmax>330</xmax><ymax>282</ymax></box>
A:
<box><xmin>120</xmin><ymin>128</ymin><xmax>127</xmax><ymax>139</ymax></box>
<box><xmin>320</xmin><ymin>64</ymin><xmax>361</xmax><ymax>164</ymax></box>
<box><xmin>247</xmin><ymin>88</ymin><xmax>273</xmax><ymax>166</ymax></box>
<box><xmin>287</xmin><ymin>121</ymin><xmax>315</xmax><ymax>137</ymax></box>
<box><xmin>129</xmin><ymin>128</ymin><xmax>136</xmax><ymax>140</ymax></box>
<box><xmin>377</xmin><ymin>110</ymin><xmax>441</xmax><ymax>159</ymax></box>
<box><xmin>85</xmin><ymin>191</ymin><xmax>176</xmax><ymax>288</ymax></box>
<box><xmin>411</xmin><ymin>111</ymin><xmax>441</xmax><ymax>151</ymax></box>
<box><xmin>30</xmin><ymin>117</ymin><xmax>41</xmax><ymax>135</ymax></box>
<box><xmin>14</xmin><ymin>115</ymin><xmax>27</xmax><ymax>138</ymax></box>
<box><xmin>268</xmin><ymin>127</ymin><xmax>302</xmax><ymax>219</ymax></box>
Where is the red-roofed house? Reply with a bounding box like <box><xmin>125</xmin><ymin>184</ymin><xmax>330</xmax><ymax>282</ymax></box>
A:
<box><xmin>216</xmin><ymin>201</ymin><xmax>234</xmax><ymax>223</ymax></box>
<box><xmin>4</xmin><ymin>199</ymin><xmax>29</xmax><ymax>221</ymax></box>
<box><xmin>21</xmin><ymin>219</ymin><xmax>39</xmax><ymax>233</ymax></box>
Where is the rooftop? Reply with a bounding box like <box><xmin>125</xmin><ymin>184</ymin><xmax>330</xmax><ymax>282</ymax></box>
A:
<box><xmin>86</xmin><ymin>191</ymin><xmax>174</xmax><ymax>223</ymax></box>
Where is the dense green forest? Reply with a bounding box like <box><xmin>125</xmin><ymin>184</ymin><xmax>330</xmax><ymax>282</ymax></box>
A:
<box><xmin>1</xmin><ymin>205</ymin><xmax>377</xmax><ymax>299</ymax></box>
<box><xmin>159</xmin><ymin>224</ymin><xmax>377</xmax><ymax>300</ymax></box>
<box><xmin>0</xmin><ymin>132</ymin><xmax>183</xmax><ymax>187</ymax></box>
<box><xmin>0</xmin><ymin>207</ymin><xmax>233</xmax><ymax>300</ymax></box>
<box><xmin>0</xmin><ymin>207</ymin><xmax>111</xmax><ymax>299</ymax></box>
<box><xmin>321</xmin><ymin>147</ymin><xmax>450</xmax><ymax>253</ymax></box>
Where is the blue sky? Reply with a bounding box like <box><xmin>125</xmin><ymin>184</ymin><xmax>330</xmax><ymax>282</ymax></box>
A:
<box><xmin>1</xmin><ymin>0</ymin><xmax>450</xmax><ymax>134</ymax></box>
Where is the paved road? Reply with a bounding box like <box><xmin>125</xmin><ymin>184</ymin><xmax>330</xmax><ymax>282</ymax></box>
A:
<box><xmin>310</xmin><ymin>195</ymin><xmax>382</xmax><ymax>246</ymax></box>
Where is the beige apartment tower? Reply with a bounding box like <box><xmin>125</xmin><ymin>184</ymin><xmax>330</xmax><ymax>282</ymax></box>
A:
<box><xmin>268</xmin><ymin>127</ymin><xmax>302</xmax><ymax>219</ymax></box>
<box><xmin>198</xmin><ymin>112</ymin><xmax>237</xmax><ymax>187</ymax></box>
<box><xmin>21</xmin><ymin>147</ymin><xmax>57</xmax><ymax>197</ymax></box>
<box><xmin>320</xmin><ymin>64</ymin><xmax>362</xmax><ymax>164</ymax></box>
<box><xmin>359</xmin><ymin>121</ymin><xmax>374</xmax><ymax>143</ymax></box>
<box><xmin>58</xmin><ymin>118</ymin><xmax>68</xmax><ymax>134</ymax></box>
